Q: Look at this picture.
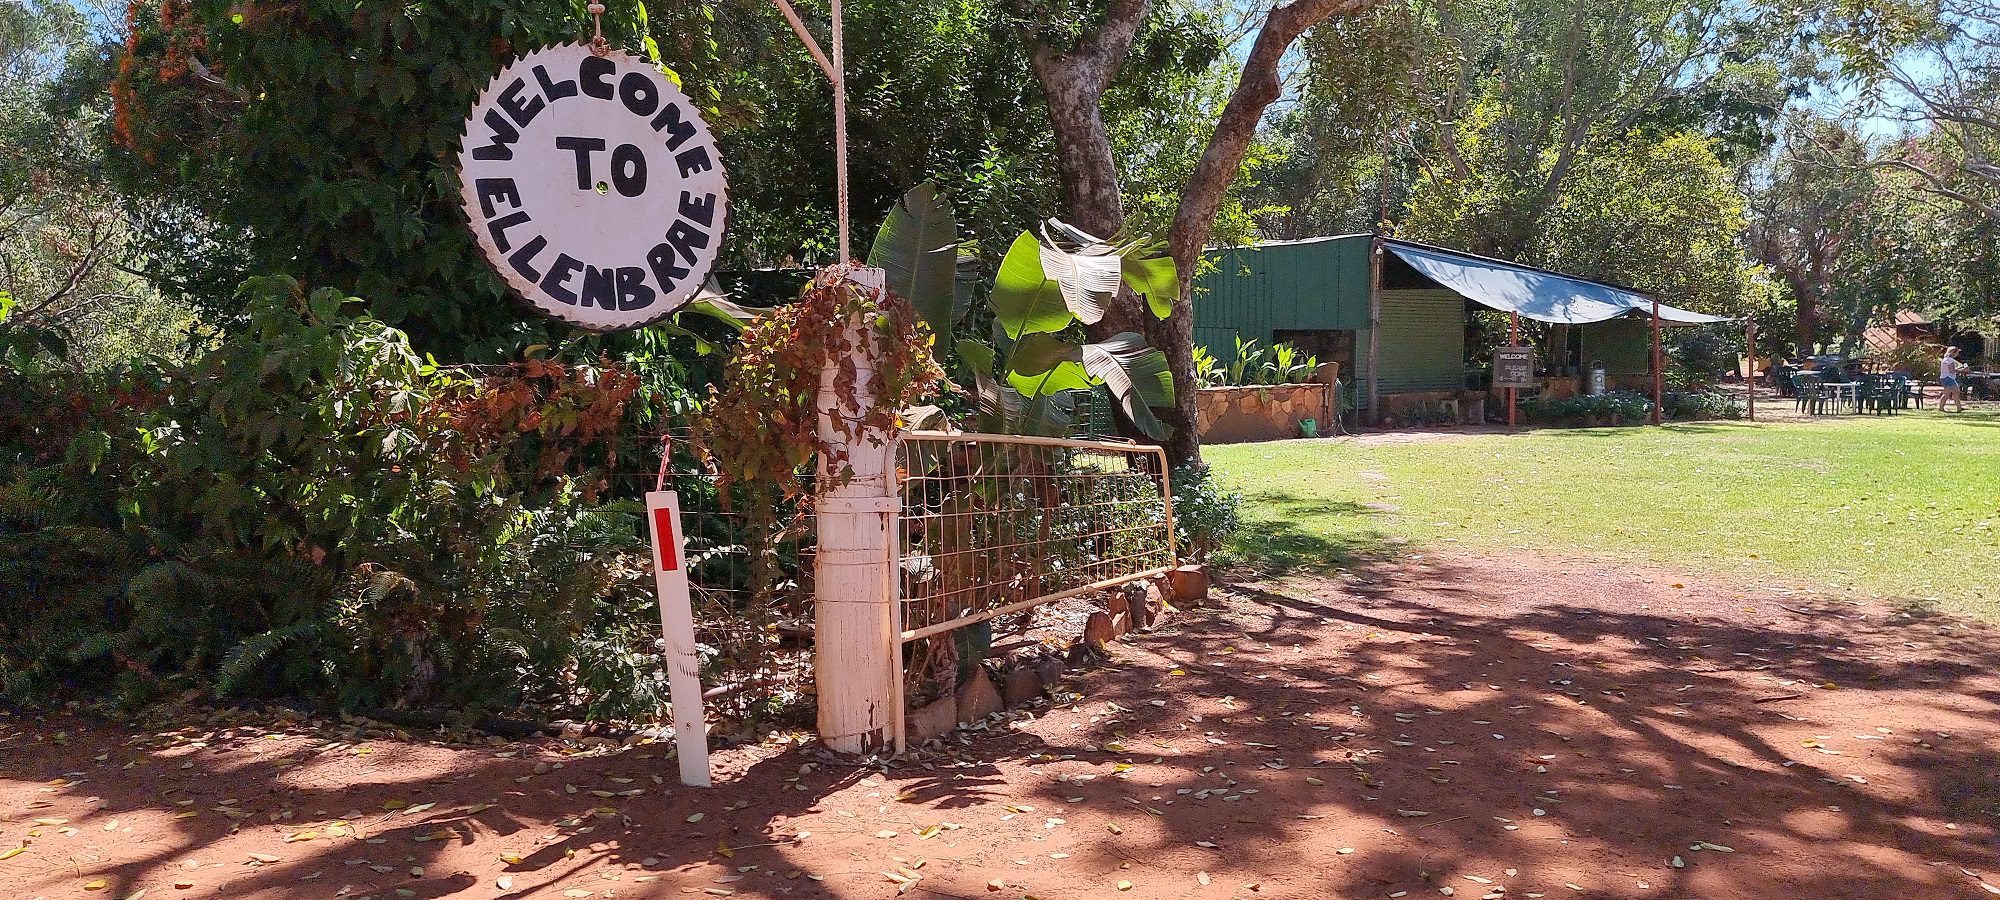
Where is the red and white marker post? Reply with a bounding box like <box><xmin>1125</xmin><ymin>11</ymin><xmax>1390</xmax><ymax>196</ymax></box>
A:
<box><xmin>645</xmin><ymin>489</ymin><xmax>711</xmax><ymax>787</ymax></box>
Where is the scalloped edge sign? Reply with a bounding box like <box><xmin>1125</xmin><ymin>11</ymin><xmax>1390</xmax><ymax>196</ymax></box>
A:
<box><xmin>457</xmin><ymin>44</ymin><xmax>728</xmax><ymax>332</ymax></box>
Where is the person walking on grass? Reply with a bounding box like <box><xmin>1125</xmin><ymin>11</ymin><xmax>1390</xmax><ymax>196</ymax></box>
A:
<box><xmin>1939</xmin><ymin>346</ymin><xmax>1967</xmax><ymax>412</ymax></box>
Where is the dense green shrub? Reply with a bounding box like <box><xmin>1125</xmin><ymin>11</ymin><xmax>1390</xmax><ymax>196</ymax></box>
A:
<box><xmin>1520</xmin><ymin>391</ymin><xmax>1655</xmax><ymax>425</ymax></box>
<box><xmin>1520</xmin><ymin>388</ymin><xmax>1740</xmax><ymax>425</ymax></box>
<box><xmin>1171</xmin><ymin>464</ymin><xmax>1242</xmax><ymax>562</ymax></box>
<box><xmin>0</xmin><ymin>277</ymin><xmax>691</xmax><ymax>720</ymax></box>
<box><xmin>1662</xmin><ymin>390</ymin><xmax>1744</xmax><ymax>420</ymax></box>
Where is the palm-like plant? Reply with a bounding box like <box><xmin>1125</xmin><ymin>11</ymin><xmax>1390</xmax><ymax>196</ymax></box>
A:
<box><xmin>868</xmin><ymin>184</ymin><xmax>1179</xmax><ymax>439</ymax></box>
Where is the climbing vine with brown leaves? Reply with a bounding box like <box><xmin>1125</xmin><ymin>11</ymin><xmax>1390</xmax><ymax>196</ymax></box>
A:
<box><xmin>693</xmin><ymin>266</ymin><xmax>946</xmax><ymax>497</ymax></box>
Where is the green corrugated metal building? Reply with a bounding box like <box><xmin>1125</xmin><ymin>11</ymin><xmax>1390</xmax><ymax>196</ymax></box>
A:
<box><xmin>1195</xmin><ymin>233</ymin><xmax>1659</xmax><ymax>421</ymax></box>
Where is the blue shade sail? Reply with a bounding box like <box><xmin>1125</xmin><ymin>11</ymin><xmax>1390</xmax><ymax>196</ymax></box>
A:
<box><xmin>1385</xmin><ymin>241</ymin><xmax>1730</xmax><ymax>326</ymax></box>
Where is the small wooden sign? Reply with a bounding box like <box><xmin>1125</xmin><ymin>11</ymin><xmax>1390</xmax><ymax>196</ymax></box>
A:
<box><xmin>1494</xmin><ymin>346</ymin><xmax>1536</xmax><ymax>389</ymax></box>
<box><xmin>644</xmin><ymin>489</ymin><xmax>710</xmax><ymax>787</ymax></box>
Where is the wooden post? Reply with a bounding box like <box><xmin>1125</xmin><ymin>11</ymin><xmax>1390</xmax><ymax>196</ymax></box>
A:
<box><xmin>1746</xmin><ymin>319</ymin><xmax>1756</xmax><ymax>422</ymax></box>
<box><xmin>1507</xmin><ymin>311</ymin><xmax>1519</xmax><ymax>433</ymax></box>
<box><xmin>814</xmin><ymin>266</ymin><xmax>902</xmax><ymax>755</ymax></box>
<box><xmin>1650</xmin><ymin>298</ymin><xmax>1663</xmax><ymax>425</ymax></box>
<box><xmin>645</xmin><ymin>490</ymin><xmax>711</xmax><ymax>786</ymax></box>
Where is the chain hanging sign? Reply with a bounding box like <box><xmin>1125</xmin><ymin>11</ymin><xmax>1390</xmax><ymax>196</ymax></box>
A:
<box><xmin>458</xmin><ymin>43</ymin><xmax>728</xmax><ymax>331</ymax></box>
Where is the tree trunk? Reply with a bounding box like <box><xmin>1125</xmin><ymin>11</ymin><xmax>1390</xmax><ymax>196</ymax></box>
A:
<box><xmin>1030</xmin><ymin>0</ymin><xmax>1153</xmax><ymax>347</ymax></box>
<box><xmin>1157</xmin><ymin>0</ymin><xmax>1381</xmax><ymax>468</ymax></box>
<box><xmin>1028</xmin><ymin>0</ymin><xmax>1381</xmax><ymax>468</ymax></box>
<box><xmin>1027</xmin><ymin>0</ymin><xmax>1148</xmax><ymax>241</ymax></box>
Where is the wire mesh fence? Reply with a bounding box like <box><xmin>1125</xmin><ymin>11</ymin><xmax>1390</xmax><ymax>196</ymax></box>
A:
<box><xmin>613</xmin><ymin>466</ymin><xmax>818</xmax><ymax>720</ymax></box>
<box><xmin>894</xmin><ymin>432</ymin><xmax>1175</xmax><ymax>643</ymax></box>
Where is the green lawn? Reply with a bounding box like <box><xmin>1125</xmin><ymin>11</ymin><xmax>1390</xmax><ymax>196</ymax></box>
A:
<box><xmin>1206</xmin><ymin>409</ymin><xmax>2000</xmax><ymax>620</ymax></box>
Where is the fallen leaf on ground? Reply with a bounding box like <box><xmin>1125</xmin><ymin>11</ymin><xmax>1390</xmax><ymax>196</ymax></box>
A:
<box><xmin>85</xmin><ymin>879</ymin><xmax>109</xmax><ymax>891</ymax></box>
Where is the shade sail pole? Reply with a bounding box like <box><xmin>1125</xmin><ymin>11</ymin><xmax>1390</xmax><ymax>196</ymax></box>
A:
<box><xmin>1746</xmin><ymin>319</ymin><xmax>1757</xmax><ymax>422</ymax></box>
<box><xmin>1508</xmin><ymin>311</ymin><xmax>1519</xmax><ymax>433</ymax></box>
<box><xmin>1651</xmin><ymin>299</ymin><xmax>1663</xmax><ymax>425</ymax></box>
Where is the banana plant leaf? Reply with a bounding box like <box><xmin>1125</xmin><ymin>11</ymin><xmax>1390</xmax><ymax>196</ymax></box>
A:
<box><xmin>1120</xmin><ymin>240</ymin><xmax>1178</xmax><ymax>320</ymax></box>
<box><xmin>1037</xmin><ymin>223</ymin><xmax>1123</xmax><ymax>325</ymax></box>
<box><xmin>990</xmin><ymin>232</ymin><xmax>1074</xmax><ymax>339</ymax></box>
<box><xmin>957</xmin><ymin>337</ymin><xmax>1073</xmax><ymax>437</ymax></box>
<box><xmin>867</xmin><ymin>182</ymin><xmax>959</xmax><ymax>335</ymax></box>
<box><xmin>999</xmin><ymin>331</ymin><xmax>1173</xmax><ymax>439</ymax></box>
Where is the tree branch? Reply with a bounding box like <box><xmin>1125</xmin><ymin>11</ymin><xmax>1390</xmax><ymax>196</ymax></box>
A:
<box><xmin>1166</xmin><ymin>0</ymin><xmax>1381</xmax><ymax>270</ymax></box>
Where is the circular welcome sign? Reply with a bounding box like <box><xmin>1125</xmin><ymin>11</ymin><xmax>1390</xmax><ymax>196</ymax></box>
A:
<box><xmin>457</xmin><ymin>44</ymin><xmax>728</xmax><ymax>332</ymax></box>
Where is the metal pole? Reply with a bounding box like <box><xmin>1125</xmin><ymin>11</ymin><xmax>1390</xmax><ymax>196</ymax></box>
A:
<box><xmin>1651</xmin><ymin>299</ymin><xmax>1663</xmax><ymax>425</ymax></box>
<box><xmin>769</xmin><ymin>0</ymin><xmax>849</xmax><ymax>262</ymax></box>
<box><xmin>830</xmin><ymin>0</ymin><xmax>849</xmax><ymax>263</ymax></box>
<box><xmin>1366</xmin><ymin>236</ymin><xmax>1382</xmax><ymax>427</ymax></box>
<box><xmin>1746</xmin><ymin>319</ymin><xmax>1756</xmax><ymax>422</ymax></box>
<box><xmin>1508</xmin><ymin>311</ymin><xmax>1519</xmax><ymax>433</ymax></box>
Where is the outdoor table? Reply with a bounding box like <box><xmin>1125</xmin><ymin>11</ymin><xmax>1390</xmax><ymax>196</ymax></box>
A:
<box><xmin>1822</xmin><ymin>382</ymin><xmax>1861</xmax><ymax>414</ymax></box>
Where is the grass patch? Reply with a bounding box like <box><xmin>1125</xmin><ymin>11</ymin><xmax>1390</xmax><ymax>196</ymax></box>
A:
<box><xmin>1207</xmin><ymin>410</ymin><xmax>2000</xmax><ymax>620</ymax></box>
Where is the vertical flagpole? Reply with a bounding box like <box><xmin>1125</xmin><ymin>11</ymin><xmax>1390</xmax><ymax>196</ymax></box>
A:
<box><xmin>1651</xmin><ymin>299</ymin><xmax>1663</xmax><ymax>425</ymax></box>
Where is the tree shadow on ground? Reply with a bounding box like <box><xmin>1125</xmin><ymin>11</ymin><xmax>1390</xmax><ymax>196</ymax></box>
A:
<box><xmin>904</xmin><ymin>552</ymin><xmax>2000</xmax><ymax>898</ymax></box>
<box><xmin>6</xmin><ymin>550</ymin><xmax>1999</xmax><ymax>899</ymax></box>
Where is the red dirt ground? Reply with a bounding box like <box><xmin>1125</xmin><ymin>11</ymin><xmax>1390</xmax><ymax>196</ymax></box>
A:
<box><xmin>5</xmin><ymin>550</ymin><xmax>1998</xmax><ymax>900</ymax></box>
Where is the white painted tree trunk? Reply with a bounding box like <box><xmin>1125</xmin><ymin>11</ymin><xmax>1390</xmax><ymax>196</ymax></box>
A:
<box><xmin>813</xmin><ymin>267</ymin><xmax>904</xmax><ymax>755</ymax></box>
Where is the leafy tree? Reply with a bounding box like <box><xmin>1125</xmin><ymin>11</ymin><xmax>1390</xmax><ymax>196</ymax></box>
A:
<box><xmin>1</xmin><ymin>0</ymin><xmax>188</xmax><ymax>366</ymax></box>
<box><xmin>1390</xmin><ymin>0</ymin><xmax>1795</xmax><ymax>259</ymax></box>
<box><xmin>102</xmin><ymin>0</ymin><xmax>1225</xmax><ymax>360</ymax></box>
<box><xmin>1019</xmin><ymin>0</ymin><xmax>1383</xmax><ymax>467</ymax></box>
<box><xmin>1748</xmin><ymin>116</ymin><xmax>1894</xmax><ymax>351</ymax></box>
<box><xmin>1536</xmin><ymin>131</ymin><xmax>1749</xmax><ymax>314</ymax></box>
<box><xmin>1825</xmin><ymin>0</ymin><xmax>2000</xmax><ymax>219</ymax></box>
<box><xmin>1246</xmin><ymin>1</ymin><xmax>1426</xmax><ymax>240</ymax></box>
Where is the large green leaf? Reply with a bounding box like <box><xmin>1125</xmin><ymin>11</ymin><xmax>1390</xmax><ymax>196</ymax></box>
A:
<box><xmin>680</xmin><ymin>284</ymin><xmax>771</xmax><ymax>334</ymax></box>
<box><xmin>1081</xmin><ymin>332</ymin><xmax>1175</xmax><ymax>440</ymax></box>
<box><xmin>1006</xmin><ymin>331</ymin><xmax>1079</xmax><ymax>377</ymax></box>
<box><xmin>867</xmin><ymin>183</ymin><xmax>959</xmax><ymax>335</ymax></box>
<box><xmin>1008</xmin><ymin>360</ymin><xmax>1094</xmax><ymax>397</ymax></box>
<box><xmin>1038</xmin><ymin>224</ymin><xmax>1123</xmax><ymax>325</ymax></box>
<box><xmin>956</xmin><ymin>337</ymin><xmax>996</xmax><ymax>380</ymax></box>
<box><xmin>990</xmin><ymin>232</ymin><xmax>1074</xmax><ymax>339</ymax></box>
<box><xmin>957</xmin><ymin>337</ymin><xmax>1073</xmax><ymax>436</ymax></box>
<box><xmin>1005</xmin><ymin>332</ymin><xmax>1092</xmax><ymax>396</ymax></box>
<box><xmin>1120</xmin><ymin>242</ymin><xmax>1179</xmax><ymax>320</ymax></box>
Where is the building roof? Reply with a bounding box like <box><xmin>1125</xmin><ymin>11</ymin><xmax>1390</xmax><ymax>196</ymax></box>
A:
<box><xmin>1210</xmin><ymin>233</ymin><xmax>1731</xmax><ymax>326</ymax></box>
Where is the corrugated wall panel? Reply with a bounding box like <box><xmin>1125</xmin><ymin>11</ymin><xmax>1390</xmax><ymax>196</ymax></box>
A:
<box><xmin>1376</xmin><ymin>289</ymin><xmax>1466</xmax><ymax>393</ymax></box>
<box><xmin>1582</xmin><ymin>318</ymin><xmax>1652</xmax><ymax>375</ymax></box>
<box><xmin>1195</xmin><ymin>236</ymin><xmax>1375</xmax><ymax>358</ymax></box>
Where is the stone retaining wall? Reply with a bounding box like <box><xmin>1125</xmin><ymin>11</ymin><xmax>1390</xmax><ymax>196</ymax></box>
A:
<box><xmin>1195</xmin><ymin>383</ymin><xmax>1330</xmax><ymax>443</ymax></box>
